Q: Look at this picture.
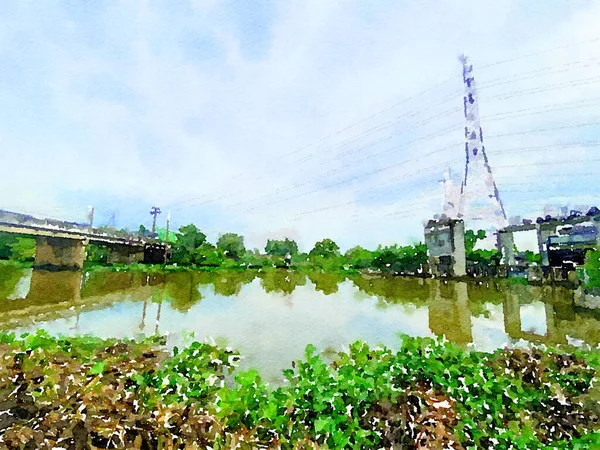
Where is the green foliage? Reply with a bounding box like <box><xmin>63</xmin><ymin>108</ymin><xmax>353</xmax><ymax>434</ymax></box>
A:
<box><xmin>134</xmin><ymin>341</ymin><xmax>240</xmax><ymax>408</ymax></box>
<box><xmin>309</xmin><ymin>238</ymin><xmax>341</xmax><ymax>259</ymax></box>
<box><xmin>290</xmin><ymin>252</ymin><xmax>309</xmax><ymax>266</ymax></box>
<box><xmin>465</xmin><ymin>229</ymin><xmax>502</xmax><ymax>270</ymax></box>
<box><xmin>265</xmin><ymin>238</ymin><xmax>298</xmax><ymax>257</ymax></box>
<box><xmin>0</xmin><ymin>233</ymin><xmax>35</xmax><ymax>262</ymax></box>
<box><xmin>138</xmin><ymin>224</ymin><xmax>150</xmax><ymax>237</ymax></box>
<box><xmin>344</xmin><ymin>245</ymin><xmax>375</xmax><ymax>270</ymax></box>
<box><xmin>217</xmin><ymin>233</ymin><xmax>246</xmax><ymax>260</ymax></box>
<box><xmin>0</xmin><ymin>233</ymin><xmax>15</xmax><ymax>259</ymax></box>
<box><xmin>584</xmin><ymin>249</ymin><xmax>600</xmax><ymax>289</ymax></box>
<box><xmin>171</xmin><ymin>224</ymin><xmax>207</xmax><ymax>265</ymax></box>
<box><xmin>193</xmin><ymin>242</ymin><xmax>224</xmax><ymax>266</ymax></box>
<box><xmin>85</xmin><ymin>243</ymin><xmax>109</xmax><ymax>263</ymax></box>
<box><xmin>464</xmin><ymin>229</ymin><xmax>487</xmax><ymax>254</ymax></box>
<box><xmin>0</xmin><ymin>331</ymin><xmax>597</xmax><ymax>448</ymax></box>
<box><xmin>9</xmin><ymin>237</ymin><xmax>35</xmax><ymax>261</ymax></box>
<box><xmin>156</xmin><ymin>226</ymin><xmax>175</xmax><ymax>243</ymax></box>
<box><xmin>240</xmin><ymin>250</ymin><xmax>267</xmax><ymax>268</ymax></box>
<box><xmin>525</xmin><ymin>250</ymin><xmax>542</xmax><ymax>264</ymax></box>
<box><xmin>371</xmin><ymin>242</ymin><xmax>428</xmax><ymax>274</ymax></box>
<box><xmin>468</xmin><ymin>248</ymin><xmax>502</xmax><ymax>265</ymax></box>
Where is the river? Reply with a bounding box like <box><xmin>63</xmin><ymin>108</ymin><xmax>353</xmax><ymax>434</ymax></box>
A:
<box><xmin>0</xmin><ymin>264</ymin><xmax>598</xmax><ymax>383</ymax></box>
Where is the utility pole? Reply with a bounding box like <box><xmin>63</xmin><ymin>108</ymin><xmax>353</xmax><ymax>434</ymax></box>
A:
<box><xmin>149</xmin><ymin>206</ymin><xmax>161</xmax><ymax>236</ymax></box>
<box><xmin>87</xmin><ymin>206</ymin><xmax>95</xmax><ymax>229</ymax></box>
<box><xmin>164</xmin><ymin>210</ymin><xmax>171</xmax><ymax>264</ymax></box>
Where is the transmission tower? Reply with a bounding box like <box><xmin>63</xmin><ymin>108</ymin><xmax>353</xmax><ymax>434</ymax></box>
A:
<box><xmin>452</xmin><ymin>55</ymin><xmax>507</xmax><ymax>231</ymax></box>
<box><xmin>150</xmin><ymin>206</ymin><xmax>161</xmax><ymax>235</ymax></box>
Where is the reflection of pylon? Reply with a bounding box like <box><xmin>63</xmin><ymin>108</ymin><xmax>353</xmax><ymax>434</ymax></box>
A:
<box><xmin>455</xmin><ymin>55</ymin><xmax>507</xmax><ymax>231</ymax></box>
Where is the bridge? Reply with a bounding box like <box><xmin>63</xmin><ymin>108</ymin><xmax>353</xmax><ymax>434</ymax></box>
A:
<box><xmin>0</xmin><ymin>210</ymin><xmax>166</xmax><ymax>269</ymax></box>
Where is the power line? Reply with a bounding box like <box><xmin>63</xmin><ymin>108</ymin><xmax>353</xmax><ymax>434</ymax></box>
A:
<box><xmin>486</xmin><ymin>74</ymin><xmax>600</xmax><ymax>102</ymax></box>
<box><xmin>167</xmin><ymin>75</ymin><xmax>459</xmax><ymax>209</ymax></box>
<box><xmin>490</xmin><ymin>121</ymin><xmax>600</xmax><ymax>138</ymax></box>
<box><xmin>478</xmin><ymin>37</ymin><xmax>600</xmax><ymax>70</ymax></box>
<box><xmin>478</xmin><ymin>57</ymin><xmax>600</xmax><ymax>89</ymax></box>
<box><xmin>169</xmin><ymin>57</ymin><xmax>600</xmax><ymax>209</ymax></box>
<box><xmin>239</xmin><ymin>113</ymin><xmax>600</xmax><ymax>214</ymax></box>
<box><xmin>187</xmin><ymin>81</ymin><xmax>600</xmax><ymax>213</ymax></box>
<box><xmin>170</xmin><ymin>59</ymin><xmax>600</xmax><ymax>212</ymax></box>
<box><xmin>251</xmin><ymin>141</ymin><xmax>600</xmax><ymax>220</ymax></box>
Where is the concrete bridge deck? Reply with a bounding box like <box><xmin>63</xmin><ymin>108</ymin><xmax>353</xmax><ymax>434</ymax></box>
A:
<box><xmin>0</xmin><ymin>210</ymin><xmax>147</xmax><ymax>246</ymax></box>
<box><xmin>0</xmin><ymin>209</ymin><xmax>165</xmax><ymax>269</ymax></box>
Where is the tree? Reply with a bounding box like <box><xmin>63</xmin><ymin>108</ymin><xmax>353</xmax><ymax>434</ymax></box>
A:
<box><xmin>171</xmin><ymin>224</ymin><xmax>207</xmax><ymax>265</ymax></box>
<box><xmin>344</xmin><ymin>246</ymin><xmax>374</xmax><ymax>270</ymax></box>
<box><xmin>265</xmin><ymin>238</ymin><xmax>299</xmax><ymax>257</ymax></box>
<box><xmin>138</xmin><ymin>225</ymin><xmax>150</xmax><ymax>237</ymax></box>
<box><xmin>0</xmin><ymin>233</ymin><xmax>35</xmax><ymax>262</ymax></box>
<box><xmin>309</xmin><ymin>239</ymin><xmax>341</xmax><ymax>259</ymax></box>
<box><xmin>464</xmin><ymin>230</ymin><xmax>501</xmax><ymax>272</ymax></box>
<box><xmin>0</xmin><ymin>233</ymin><xmax>18</xmax><ymax>260</ymax></box>
<box><xmin>193</xmin><ymin>242</ymin><xmax>224</xmax><ymax>266</ymax></box>
<box><xmin>464</xmin><ymin>229</ymin><xmax>487</xmax><ymax>254</ymax></box>
<box><xmin>9</xmin><ymin>237</ymin><xmax>35</xmax><ymax>261</ymax></box>
<box><xmin>217</xmin><ymin>233</ymin><xmax>246</xmax><ymax>260</ymax></box>
<box><xmin>86</xmin><ymin>244</ymin><xmax>109</xmax><ymax>263</ymax></box>
<box><xmin>372</xmin><ymin>243</ymin><xmax>428</xmax><ymax>274</ymax></box>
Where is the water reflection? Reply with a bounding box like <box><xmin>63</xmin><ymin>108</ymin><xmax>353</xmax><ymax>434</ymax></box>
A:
<box><xmin>0</xmin><ymin>265</ymin><xmax>599</xmax><ymax>380</ymax></box>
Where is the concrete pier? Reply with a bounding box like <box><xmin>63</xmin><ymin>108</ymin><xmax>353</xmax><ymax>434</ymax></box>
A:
<box><xmin>424</xmin><ymin>218</ymin><xmax>466</xmax><ymax>277</ymax></box>
<box><xmin>34</xmin><ymin>236</ymin><xmax>87</xmax><ymax>270</ymax></box>
<box><xmin>107</xmin><ymin>245</ymin><xmax>144</xmax><ymax>265</ymax></box>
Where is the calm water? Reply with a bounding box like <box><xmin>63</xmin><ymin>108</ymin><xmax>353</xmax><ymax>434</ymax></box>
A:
<box><xmin>0</xmin><ymin>265</ymin><xmax>599</xmax><ymax>383</ymax></box>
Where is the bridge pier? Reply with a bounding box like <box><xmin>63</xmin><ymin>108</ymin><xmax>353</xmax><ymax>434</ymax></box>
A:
<box><xmin>497</xmin><ymin>230</ymin><xmax>516</xmax><ymax>267</ymax></box>
<box><xmin>34</xmin><ymin>236</ymin><xmax>87</xmax><ymax>270</ymax></box>
<box><xmin>424</xmin><ymin>218</ymin><xmax>466</xmax><ymax>277</ymax></box>
<box><xmin>536</xmin><ymin>223</ymin><xmax>557</xmax><ymax>272</ymax></box>
<box><xmin>107</xmin><ymin>245</ymin><xmax>144</xmax><ymax>265</ymax></box>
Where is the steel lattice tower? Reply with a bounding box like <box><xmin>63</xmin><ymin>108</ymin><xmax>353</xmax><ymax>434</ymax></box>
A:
<box><xmin>456</xmin><ymin>55</ymin><xmax>507</xmax><ymax>230</ymax></box>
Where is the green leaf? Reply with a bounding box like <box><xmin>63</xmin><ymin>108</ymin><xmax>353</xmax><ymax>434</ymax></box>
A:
<box><xmin>89</xmin><ymin>362</ymin><xmax>105</xmax><ymax>375</ymax></box>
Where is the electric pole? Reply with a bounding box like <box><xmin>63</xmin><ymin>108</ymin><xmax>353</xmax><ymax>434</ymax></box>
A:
<box><xmin>87</xmin><ymin>206</ymin><xmax>95</xmax><ymax>229</ymax></box>
<box><xmin>164</xmin><ymin>210</ymin><xmax>171</xmax><ymax>264</ymax></box>
<box><xmin>150</xmin><ymin>206</ymin><xmax>161</xmax><ymax>236</ymax></box>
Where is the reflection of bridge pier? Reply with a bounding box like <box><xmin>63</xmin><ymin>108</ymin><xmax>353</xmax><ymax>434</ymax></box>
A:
<box><xmin>0</xmin><ymin>269</ymin><xmax>86</xmax><ymax>330</ymax></box>
<box><xmin>502</xmin><ymin>287</ymin><xmax>566</xmax><ymax>345</ymax></box>
<box><xmin>428</xmin><ymin>280</ymin><xmax>473</xmax><ymax>344</ymax></box>
<box><xmin>26</xmin><ymin>269</ymin><xmax>83</xmax><ymax>304</ymax></box>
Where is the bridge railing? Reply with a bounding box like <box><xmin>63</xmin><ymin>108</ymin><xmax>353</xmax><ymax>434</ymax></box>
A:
<box><xmin>0</xmin><ymin>209</ymin><xmax>153</xmax><ymax>246</ymax></box>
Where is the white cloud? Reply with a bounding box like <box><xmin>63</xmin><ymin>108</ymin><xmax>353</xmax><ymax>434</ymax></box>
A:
<box><xmin>0</xmin><ymin>0</ymin><xmax>599</xmax><ymax>250</ymax></box>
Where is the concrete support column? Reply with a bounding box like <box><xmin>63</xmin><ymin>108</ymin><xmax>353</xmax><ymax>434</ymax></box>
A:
<box><xmin>424</xmin><ymin>218</ymin><xmax>466</xmax><ymax>278</ymax></box>
<box><xmin>536</xmin><ymin>224</ymin><xmax>556</xmax><ymax>269</ymax></box>
<box><xmin>497</xmin><ymin>230</ymin><xmax>516</xmax><ymax>266</ymax></box>
<box><xmin>451</xmin><ymin>220</ymin><xmax>466</xmax><ymax>277</ymax></box>
<box><xmin>107</xmin><ymin>245</ymin><xmax>144</xmax><ymax>265</ymax></box>
<box><xmin>34</xmin><ymin>236</ymin><xmax>87</xmax><ymax>270</ymax></box>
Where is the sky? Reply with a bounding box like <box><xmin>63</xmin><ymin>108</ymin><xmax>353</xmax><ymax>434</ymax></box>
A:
<box><xmin>1</xmin><ymin>0</ymin><xmax>599</xmax><ymax>252</ymax></box>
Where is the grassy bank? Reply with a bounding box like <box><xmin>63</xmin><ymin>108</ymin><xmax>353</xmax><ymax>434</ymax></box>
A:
<box><xmin>0</xmin><ymin>332</ymin><xmax>598</xmax><ymax>449</ymax></box>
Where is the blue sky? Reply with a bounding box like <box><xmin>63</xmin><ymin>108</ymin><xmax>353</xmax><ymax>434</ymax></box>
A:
<box><xmin>0</xmin><ymin>0</ymin><xmax>599</xmax><ymax>251</ymax></box>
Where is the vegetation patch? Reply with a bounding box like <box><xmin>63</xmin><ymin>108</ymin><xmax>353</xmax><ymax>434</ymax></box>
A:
<box><xmin>0</xmin><ymin>331</ymin><xmax>598</xmax><ymax>448</ymax></box>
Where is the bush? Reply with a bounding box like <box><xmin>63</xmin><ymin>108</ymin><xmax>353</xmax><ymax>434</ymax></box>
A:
<box><xmin>0</xmin><ymin>332</ymin><xmax>598</xmax><ymax>449</ymax></box>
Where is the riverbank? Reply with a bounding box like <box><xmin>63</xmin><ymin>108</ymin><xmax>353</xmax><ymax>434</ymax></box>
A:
<box><xmin>0</xmin><ymin>331</ymin><xmax>598</xmax><ymax>449</ymax></box>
